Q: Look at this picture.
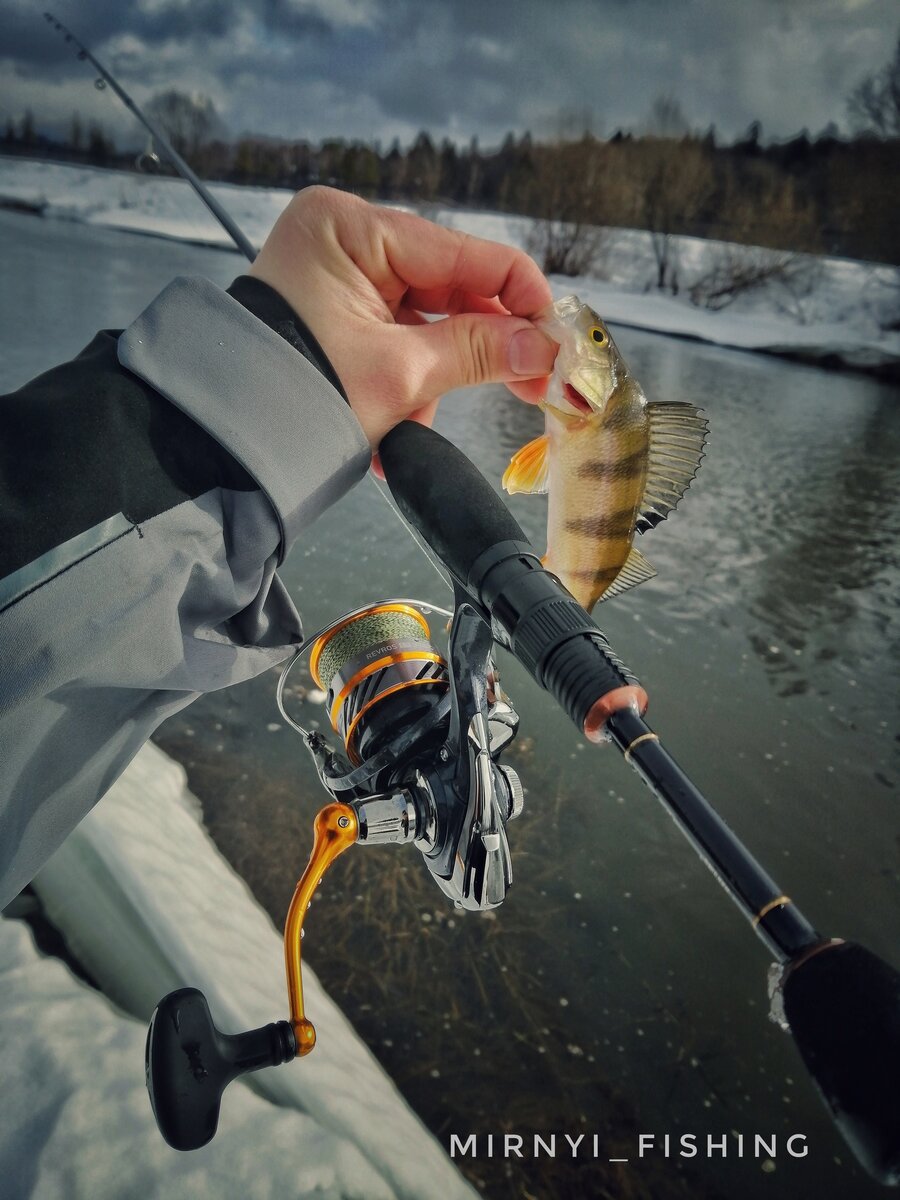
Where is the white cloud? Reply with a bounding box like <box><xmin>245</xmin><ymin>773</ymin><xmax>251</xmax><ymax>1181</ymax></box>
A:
<box><xmin>289</xmin><ymin>0</ymin><xmax>379</xmax><ymax>27</ymax></box>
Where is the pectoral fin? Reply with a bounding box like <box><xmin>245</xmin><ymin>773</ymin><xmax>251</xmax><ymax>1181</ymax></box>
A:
<box><xmin>502</xmin><ymin>434</ymin><xmax>550</xmax><ymax>495</ymax></box>
<box><xmin>636</xmin><ymin>402</ymin><xmax>708</xmax><ymax>533</ymax></box>
<box><xmin>598</xmin><ymin>545</ymin><xmax>657</xmax><ymax>602</ymax></box>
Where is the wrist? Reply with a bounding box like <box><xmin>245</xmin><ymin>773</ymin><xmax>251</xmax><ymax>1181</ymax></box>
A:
<box><xmin>228</xmin><ymin>275</ymin><xmax>348</xmax><ymax>404</ymax></box>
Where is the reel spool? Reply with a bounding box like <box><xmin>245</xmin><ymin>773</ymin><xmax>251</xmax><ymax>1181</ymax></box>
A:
<box><xmin>309</xmin><ymin>603</ymin><xmax>448</xmax><ymax>765</ymax></box>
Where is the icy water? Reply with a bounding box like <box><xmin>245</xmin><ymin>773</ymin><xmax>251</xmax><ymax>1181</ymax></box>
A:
<box><xmin>2</xmin><ymin>209</ymin><xmax>899</xmax><ymax>1200</ymax></box>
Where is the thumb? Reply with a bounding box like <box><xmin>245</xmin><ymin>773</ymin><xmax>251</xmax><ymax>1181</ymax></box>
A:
<box><xmin>400</xmin><ymin>313</ymin><xmax>557</xmax><ymax>398</ymax></box>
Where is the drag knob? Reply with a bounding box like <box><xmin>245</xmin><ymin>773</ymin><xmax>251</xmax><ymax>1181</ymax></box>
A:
<box><xmin>498</xmin><ymin>765</ymin><xmax>525</xmax><ymax>821</ymax></box>
<box><xmin>146</xmin><ymin>988</ymin><xmax>296</xmax><ymax>1150</ymax></box>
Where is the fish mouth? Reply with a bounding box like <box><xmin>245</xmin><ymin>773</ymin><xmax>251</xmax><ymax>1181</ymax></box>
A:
<box><xmin>563</xmin><ymin>382</ymin><xmax>593</xmax><ymax>415</ymax></box>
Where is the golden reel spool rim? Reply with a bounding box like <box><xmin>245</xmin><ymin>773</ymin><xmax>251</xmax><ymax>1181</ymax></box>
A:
<box><xmin>275</xmin><ymin>598</ymin><xmax>453</xmax><ymax>742</ymax></box>
<box><xmin>309</xmin><ymin>602</ymin><xmax>433</xmax><ymax>688</ymax></box>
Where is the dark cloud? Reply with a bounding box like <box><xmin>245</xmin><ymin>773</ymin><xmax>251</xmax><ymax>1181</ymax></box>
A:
<box><xmin>259</xmin><ymin>0</ymin><xmax>332</xmax><ymax>35</ymax></box>
<box><xmin>1</xmin><ymin>0</ymin><xmax>897</xmax><ymax>147</ymax></box>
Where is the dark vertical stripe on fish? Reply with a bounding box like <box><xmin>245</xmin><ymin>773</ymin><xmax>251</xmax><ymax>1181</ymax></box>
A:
<box><xmin>564</xmin><ymin>508</ymin><xmax>635</xmax><ymax>539</ymax></box>
<box><xmin>571</xmin><ymin>565</ymin><xmax>621</xmax><ymax>581</ymax></box>
<box><xmin>576</xmin><ymin>448</ymin><xmax>645</xmax><ymax>481</ymax></box>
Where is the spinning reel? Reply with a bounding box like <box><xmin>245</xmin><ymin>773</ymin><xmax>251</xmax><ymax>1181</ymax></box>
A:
<box><xmin>146</xmin><ymin>591</ymin><xmax>527</xmax><ymax>1150</ymax></box>
<box><xmin>293</xmin><ymin>596</ymin><xmax>524</xmax><ymax>908</ymax></box>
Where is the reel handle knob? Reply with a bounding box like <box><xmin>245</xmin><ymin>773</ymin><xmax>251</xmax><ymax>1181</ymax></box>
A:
<box><xmin>146</xmin><ymin>988</ymin><xmax>295</xmax><ymax>1150</ymax></box>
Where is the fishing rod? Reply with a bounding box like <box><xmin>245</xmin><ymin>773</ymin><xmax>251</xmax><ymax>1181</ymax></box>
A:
<box><xmin>145</xmin><ymin>423</ymin><xmax>900</xmax><ymax>1186</ymax></box>
<box><xmin>43</xmin><ymin>12</ymin><xmax>257</xmax><ymax>261</ymax></box>
<box><xmin>45</xmin><ymin>12</ymin><xmax>900</xmax><ymax>1187</ymax></box>
<box><xmin>45</xmin><ymin>9</ymin><xmax>456</xmax><ymax>590</ymax></box>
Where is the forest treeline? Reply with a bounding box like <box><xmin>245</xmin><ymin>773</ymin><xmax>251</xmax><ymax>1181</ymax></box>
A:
<box><xmin>2</xmin><ymin>51</ymin><xmax>898</xmax><ymax>269</ymax></box>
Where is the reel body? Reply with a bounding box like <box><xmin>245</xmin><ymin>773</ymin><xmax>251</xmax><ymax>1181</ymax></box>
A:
<box><xmin>146</xmin><ymin>592</ymin><xmax>526</xmax><ymax>1149</ymax></box>
<box><xmin>300</xmin><ymin>591</ymin><xmax>525</xmax><ymax>911</ymax></box>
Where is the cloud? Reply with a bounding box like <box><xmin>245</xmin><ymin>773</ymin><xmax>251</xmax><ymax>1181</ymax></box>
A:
<box><xmin>1</xmin><ymin>0</ymin><xmax>898</xmax><ymax>148</ymax></box>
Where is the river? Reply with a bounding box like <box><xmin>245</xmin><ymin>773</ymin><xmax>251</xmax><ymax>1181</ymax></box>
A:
<box><xmin>2</xmin><ymin>207</ymin><xmax>898</xmax><ymax>1200</ymax></box>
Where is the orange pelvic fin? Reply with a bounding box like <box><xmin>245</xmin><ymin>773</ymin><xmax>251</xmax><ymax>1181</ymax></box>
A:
<box><xmin>502</xmin><ymin>434</ymin><xmax>549</xmax><ymax>495</ymax></box>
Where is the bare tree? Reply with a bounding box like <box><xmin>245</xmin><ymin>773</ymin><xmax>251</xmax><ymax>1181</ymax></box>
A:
<box><xmin>638</xmin><ymin>96</ymin><xmax>714</xmax><ymax>293</ymax></box>
<box><xmin>689</xmin><ymin>245</ymin><xmax>821</xmax><ymax>315</ymax></box>
<box><xmin>847</xmin><ymin>35</ymin><xmax>900</xmax><ymax>137</ymax></box>
<box><xmin>641</xmin><ymin>138</ymin><xmax>714</xmax><ymax>293</ymax></box>
<box><xmin>689</xmin><ymin>170</ymin><xmax>823</xmax><ymax>314</ymax></box>
<box><xmin>406</xmin><ymin>131</ymin><xmax>440</xmax><ymax>201</ymax></box>
<box><xmin>646</xmin><ymin>94</ymin><xmax>689</xmax><ymax>138</ymax></box>
<box><xmin>145</xmin><ymin>90</ymin><xmax>224</xmax><ymax>163</ymax></box>
<box><xmin>20</xmin><ymin>109</ymin><xmax>35</xmax><ymax>146</ymax></box>
<box><xmin>525</xmin><ymin>137</ymin><xmax>609</xmax><ymax>276</ymax></box>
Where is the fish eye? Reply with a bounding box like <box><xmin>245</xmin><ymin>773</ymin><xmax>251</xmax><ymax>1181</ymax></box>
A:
<box><xmin>590</xmin><ymin>326</ymin><xmax>607</xmax><ymax>346</ymax></box>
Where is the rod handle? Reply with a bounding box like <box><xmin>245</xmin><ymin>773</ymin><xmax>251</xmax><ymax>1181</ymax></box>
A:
<box><xmin>379</xmin><ymin>421</ymin><xmax>644</xmax><ymax>729</ymax></box>
<box><xmin>379</xmin><ymin>420</ymin><xmax>525</xmax><ymax>582</ymax></box>
<box><xmin>781</xmin><ymin>941</ymin><xmax>900</xmax><ymax>1186</ymax></box>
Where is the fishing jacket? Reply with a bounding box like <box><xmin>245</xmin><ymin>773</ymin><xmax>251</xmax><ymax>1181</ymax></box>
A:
<box><xmin>0</xmin><ymin>276</ymin><xmax>371</xmax><ymax>908</ymax></box>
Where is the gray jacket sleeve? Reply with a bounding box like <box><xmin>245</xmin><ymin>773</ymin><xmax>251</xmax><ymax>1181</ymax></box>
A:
<box><xmin>0</xmin><ymin>277</ymin><xmax>371</xmax><ymax>907</ymax></box>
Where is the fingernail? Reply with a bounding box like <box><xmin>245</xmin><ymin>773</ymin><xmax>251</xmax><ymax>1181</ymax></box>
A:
<box><xmin>509</xmin><ymin>328</ymin><xmax>555</xmax><ymax>377</ymax></box>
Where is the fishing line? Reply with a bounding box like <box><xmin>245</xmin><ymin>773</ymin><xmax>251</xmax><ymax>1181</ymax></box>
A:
<box><xmin>370</xmin><ymin>472</ymin><xmax>453</xmax><ymax>591</ymax></box>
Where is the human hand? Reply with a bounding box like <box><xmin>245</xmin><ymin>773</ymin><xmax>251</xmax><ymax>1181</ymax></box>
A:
<box><xmin>248</xmin><ymin>186</ymin><xmax>557</xmax><ymax>465</ymax></box>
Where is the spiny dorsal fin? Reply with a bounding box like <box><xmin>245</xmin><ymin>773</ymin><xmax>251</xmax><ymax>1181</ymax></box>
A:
<box><xmin>599</xmin><ymin>545</ymin><xmax>657</xmax><ymax>602</ymax></box>
<box><xmin>502</xmin><ymin>434</ymin><xmax>549</xmax><ymax>495</ymax></box>
<box><xmin>636</xmin><ymin>402</ymin><xmax>708</xmax><ymax>533</ymax></box>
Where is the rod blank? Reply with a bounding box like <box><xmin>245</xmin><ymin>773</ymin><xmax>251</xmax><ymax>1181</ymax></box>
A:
<box><xmin>607</xmin><ymin>706</ymin><xmax>821</xmax><ymax>962</ymax></box>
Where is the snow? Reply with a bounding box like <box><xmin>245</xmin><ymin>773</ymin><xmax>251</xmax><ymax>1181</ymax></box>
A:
<box><xmin>436</xmin><ymin>213</ymin><xmax>900</xmax><ymax>374</ymax></box>
<box><xmin>1</xmin><ymin>741</ymin><xmax>475</xmax><ymax>1200</ymax></box>
<box><xmin>0</xmin><ymin>920</ymin><xmax>393</xmax><ymax>1200</ymax></box>
<box><xmin>1</xmin><ymin>155</ymin><xmax>897</xmax><ymax>374</ymax></box>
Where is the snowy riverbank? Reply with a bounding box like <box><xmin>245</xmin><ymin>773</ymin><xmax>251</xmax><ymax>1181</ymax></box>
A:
<box><xmin>1</xmin><ymin>741</ymin><xmax>476</xmax><ymax>1200</ymax></box>
<box><xmin>2</xmin><ymin>155</ymin><xmax>897</xmax><ymax>376</ymax></box>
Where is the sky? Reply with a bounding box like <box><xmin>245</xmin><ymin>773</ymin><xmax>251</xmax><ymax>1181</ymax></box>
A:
<box><xmin>1</xmin><ymin>0</ymin><xmax>897</xmax><ymax>150</ymax></box>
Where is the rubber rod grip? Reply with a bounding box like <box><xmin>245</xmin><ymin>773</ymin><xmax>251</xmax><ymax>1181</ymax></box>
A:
<box><xmin>380</xmin><ymin>421</ymin><xmax>639</xmax><ymax>730</ymax></box>
<box><xmin>782</xmin><ymin>942</ymin><xmax>900</xmax><ymax>1185</ymax></box>
<box><xmin>380</xmin><ymin>421</ymin><xmax>526</xmax><ymax>582</ymax></box>
<box><xmin>533</xmin><ymin>617</ymin><xmax>631</xmax><ymax>730</ymax></box>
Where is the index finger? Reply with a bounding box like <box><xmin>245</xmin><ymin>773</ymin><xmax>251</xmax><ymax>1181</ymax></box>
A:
<box><xmin>379</xmin><ymin>208</ymin><xmax>552</xmax><ymax>317</ymax></box>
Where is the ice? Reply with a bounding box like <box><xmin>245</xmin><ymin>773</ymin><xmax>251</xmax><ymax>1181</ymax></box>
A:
<box><xmin>9</xmin><ymin>741</ymin><xmax>475</xmax><ymax>1200</ymax></box>
<box><xmin>0</xmin><ymin>156</ymin><xmax>896</xmax><ymax>374</ymax></box>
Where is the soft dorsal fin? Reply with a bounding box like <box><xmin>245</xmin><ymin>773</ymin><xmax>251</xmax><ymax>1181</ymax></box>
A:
<box><xmin>502</xmin><ymin>434</ymin><xmax>550</xmax><ymax>495</ymax></box>
<box><xmin>598</xmin><ymin>545</ymin><xmax>657</xmax><ymax>602</ymax></box>
<box><xmin>636</xmin><ymin>402</ymin><xmax>708</xmax><ymax>533</ymax></box>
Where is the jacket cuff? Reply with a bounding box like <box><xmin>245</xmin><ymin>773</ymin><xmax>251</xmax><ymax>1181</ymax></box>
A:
<box><xmin>226</xmin><ymin>274</ymin><xmax>348</xmax><ymax>402</ymax></box>
<box><xmin>117</xmin><ymin>276</ymin><xmax>370</xmax><ymax>561</ymax></box>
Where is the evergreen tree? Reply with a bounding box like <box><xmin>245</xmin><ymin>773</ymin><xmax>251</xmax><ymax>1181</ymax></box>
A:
<box><xmin>87</xmin><ymin>121</ymin><xmax>112</xmax><ymax>165</ymax></box>
<box><xmin>20</xmin><ymin>110</ymin><xmax>35</xmax><ymax>146</ymax></box>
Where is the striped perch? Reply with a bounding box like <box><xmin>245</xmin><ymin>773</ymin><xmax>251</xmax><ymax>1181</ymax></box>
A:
<box><xmin>503</xmin><ymin>296</ymin><xmax>708</xmax><ymax>613</ymax></box>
